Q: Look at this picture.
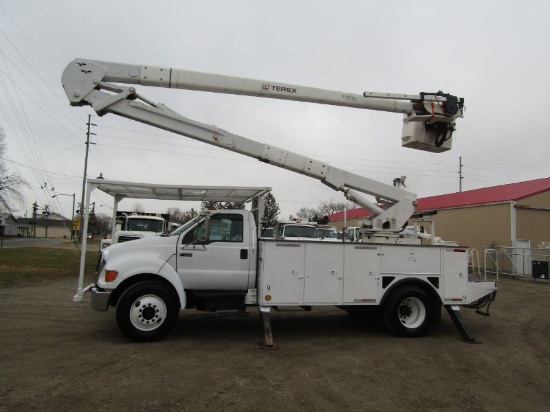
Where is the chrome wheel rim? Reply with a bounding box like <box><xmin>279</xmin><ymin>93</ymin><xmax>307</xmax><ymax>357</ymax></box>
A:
<box><xmin>129</xmin><ymin>294</ymin><xmax>167</xmax><ymax>331</ymax></box>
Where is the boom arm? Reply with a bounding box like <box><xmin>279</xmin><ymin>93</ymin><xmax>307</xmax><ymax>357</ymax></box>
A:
<box><xmin>61</xmin><ymin>59</ymin><xmax>464</xmax><ymax>235</ymax></box>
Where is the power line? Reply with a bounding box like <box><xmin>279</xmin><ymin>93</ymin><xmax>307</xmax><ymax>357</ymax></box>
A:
<box><xmin>0</xmin><ymin>155</ymin><xmax>82</xmax><ymax>179</ymax></box>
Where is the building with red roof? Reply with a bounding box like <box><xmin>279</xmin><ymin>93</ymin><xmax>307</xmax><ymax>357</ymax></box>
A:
<box><xmin>328</xmin><ymin>178</ymin><xmax>550</xmax><ymax>274</ymax></box>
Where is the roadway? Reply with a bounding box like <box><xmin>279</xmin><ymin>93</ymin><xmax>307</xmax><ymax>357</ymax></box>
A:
<box><xmin>0</xmin><ymin>237</ymin><xmax>72</xmax><ymax>249</ymax></box>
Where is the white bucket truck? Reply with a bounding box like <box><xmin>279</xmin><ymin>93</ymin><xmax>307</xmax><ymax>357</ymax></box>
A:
<box><xmin>100</xmin><ymin>211</ymin><xmax>169</xmax><ymax>250</ymax></box>
<box><xmin>65</xmin><ymin>59</ymin><xmax>496</xmax><ymax>346</ymax></box>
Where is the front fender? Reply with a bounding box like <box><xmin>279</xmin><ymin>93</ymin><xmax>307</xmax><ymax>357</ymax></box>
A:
<box><xmin>99</xmin><ymin>254</ymin><xmax>186</xmax><ymax>309</ymax></box>
<box><xmin>157</xmin><ymin>261</ymin><xmax>186</xmax><ymax>308</ymax></box>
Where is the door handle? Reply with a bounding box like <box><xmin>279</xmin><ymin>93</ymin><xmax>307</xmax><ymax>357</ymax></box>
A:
<box><xmin>240</xmin><ymin>249</ymin><xmax>248</xmax><ymax>259</ymax></box>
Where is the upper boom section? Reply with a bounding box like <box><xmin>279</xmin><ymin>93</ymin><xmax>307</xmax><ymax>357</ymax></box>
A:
<box><xmin>64</xmin><ymin>58</ymin><xmax>416</xmax><ymax>112</ymax></box>
<box><xmin>63</xmin><ymin>59</ymin><xmax>464</xmax><ymax>153</ymax></box>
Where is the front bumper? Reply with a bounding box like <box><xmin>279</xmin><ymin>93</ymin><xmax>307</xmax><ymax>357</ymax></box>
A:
<box><xmin>91</xmin><ymin>285</ymin><xmax>112</xmax><ymax>312</ymax></box>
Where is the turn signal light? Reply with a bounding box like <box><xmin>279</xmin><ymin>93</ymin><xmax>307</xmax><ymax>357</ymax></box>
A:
<box><xmin>105</xmin><ymin>270</ymin><xmax>118</xmax><ymax>282</ymax></box>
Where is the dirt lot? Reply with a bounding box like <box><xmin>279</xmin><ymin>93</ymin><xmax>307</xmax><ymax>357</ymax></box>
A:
<box><xmin>1</xmin><ymin>272</ymin><xmax>550</xmax><ymax>412</ymax></box>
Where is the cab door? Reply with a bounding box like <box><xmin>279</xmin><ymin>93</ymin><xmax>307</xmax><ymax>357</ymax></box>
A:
<box><xmin>176</xmin><ymin>213</ymin><xmax>251</xmax><ymax>290</ymax></box>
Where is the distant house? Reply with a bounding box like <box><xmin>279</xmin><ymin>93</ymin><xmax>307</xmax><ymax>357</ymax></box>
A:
<box><xmin>329</xmin><ymin>177</ymin><xmax>550</xmax><ymax>274</ymax></box>
<box><xmin>16</xmin><ymin>212</ymin><xmax>73</xmax><ymax>238</ymax></box>
<box><xmin>0</xmin><ymin>213</ymin><xmax>19</xmax><ymax>236</ymax></box>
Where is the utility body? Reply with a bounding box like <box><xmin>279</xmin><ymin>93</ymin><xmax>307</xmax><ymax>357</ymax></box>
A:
<box><xmin>63</xmin><ymin>59</ymin><xmax>496</xmax><ymax>345</ymax></box>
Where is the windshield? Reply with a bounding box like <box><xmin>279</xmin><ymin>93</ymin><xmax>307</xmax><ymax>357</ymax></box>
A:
<box><xmin>322</xmin><ymin>229</ymin><xmax>336</xmax><ymax>238</ymax></box>
<box><xmin>169</xmin><ymin>215</ymin><xmax>202</xmax><ymax>236</ymax></box>
<box><xmin>261</xmin><ymin>227</ymin><xmax>274</xmax><ymax>237</ymax></box>
<box><xmin>282</xmin><ymin>225</ymin><xmax>319</xmax><ymax>238</ymax></box>
<box><xmin>126</xmin><ymin>218</ymin><xmax>165</xmax><ymax>233</ymax></box>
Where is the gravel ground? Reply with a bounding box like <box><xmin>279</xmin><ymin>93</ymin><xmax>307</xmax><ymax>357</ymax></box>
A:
<box><xmin>1</xmin><ymin>273</ymin><xmax>549</xmax><ymax>412</ymax></box>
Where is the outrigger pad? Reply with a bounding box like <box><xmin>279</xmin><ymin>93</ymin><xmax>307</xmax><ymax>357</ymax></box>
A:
<box><xmin>258</xmin><ymin>307</ymin><xmax>279</xmax><ymax>350</ymax></box>
<box><xmin>445</xmin><ymin>305</ymin><xmax>481</xmax><ymax>344</ymax></box>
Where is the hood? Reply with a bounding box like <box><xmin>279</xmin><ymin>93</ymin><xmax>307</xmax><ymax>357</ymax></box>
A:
<box><xmin>104</xmin><ymin>234</ymin><xmax>177</xmax><ymax>262</ymax></box>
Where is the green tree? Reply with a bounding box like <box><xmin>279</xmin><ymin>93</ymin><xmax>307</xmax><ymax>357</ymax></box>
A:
<box><xmin>0</xmin><ymin>127</ymin><xmax>26</xmax><ymax>212</ymax></box>
<box><xmin>262</xmin><ymin>192</ymin><xmax>280</xmax><ymax>227</ymax></box>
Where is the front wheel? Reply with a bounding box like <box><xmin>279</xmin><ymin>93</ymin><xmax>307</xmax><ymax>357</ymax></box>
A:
<box><xmin>116</xmin><ymin>281</ymin><xmax>179</xmax><ymax>342</ymax></box>
<box><xmin>382</xmin><ymin>285</ymin><xmax>437</xmax><ymax>337</ymax></box>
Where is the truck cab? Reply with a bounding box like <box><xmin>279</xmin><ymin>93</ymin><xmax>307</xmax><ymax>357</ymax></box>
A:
<box><xmin>94</xmin><ymin>209</ymin><xmax>258</xmax><ymax>317</ymax></box>
<box><xmin>318</xmin><ymin>226</ymin><xmax>340</xmax><ymax>242</ymax></box>
<box><xmin>346</xmin><ymin>226</ymin><xmax>361</xmax><ymax>242</ymax></box>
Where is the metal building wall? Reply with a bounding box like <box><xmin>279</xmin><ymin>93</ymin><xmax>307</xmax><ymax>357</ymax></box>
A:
<box><xmin>516</xmin><ymin>191</ymin><xmax>550</xmax><ymax>208</ymax></box>
<box><xmin>516</xmin><ymin>208</ymin><xmax>550</xmax><ymax>248</ymax></box>
<box><xmin>427</xmin><ymin>203</ymin><xmax>512</xmax><ymax>252</ymax></box>
<box><xmin>515</xmin><ymin>191</ymin><xmax>550</xmax><ymax>249</ymax></box>
<box><xmin>32</xmin><ymin>226</ymin><xmax>71</xmax><ymax>238</ymax></box>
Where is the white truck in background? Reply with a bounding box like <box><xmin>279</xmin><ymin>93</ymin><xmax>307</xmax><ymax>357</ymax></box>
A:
<box><xmin>100</xmin><ymin>211</ymin><xmax>169</xmax><ymax>249</ymax></box>
<box><xmin>64</xmin><ymin>59</ymin><xmax>497</xmax><ymax>346</ymax></box>
<box><xmin>346</xmin><ymin>226</ymin><xmax>362</xmax><ymax>242</ymax></box>
<box><xmin>318</xmin><ymin>225</ymin><xmax>340</xmax><ymax>242</ymax></box>
<box><xmin>275</xmin><ymin>222</ymin><xmax>320</xmax><ymax>240</ymax></box>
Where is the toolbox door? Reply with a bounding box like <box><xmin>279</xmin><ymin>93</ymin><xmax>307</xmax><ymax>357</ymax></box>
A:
<box><xmin>343</xmin><ymin>245</ymin><xmax>379</xmax><ymax>304</ymax></box>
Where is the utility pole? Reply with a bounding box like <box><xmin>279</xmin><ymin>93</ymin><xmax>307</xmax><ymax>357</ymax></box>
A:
<box><xmin>31</xmin><ymin>201</ymin><xmax>39</xmax><ymax>238</ymax></box>
<box><xmin>458</xmin><ymin>156</ymin><xmax>463</xmax><ymax>192</ymax></box>
<box><xmin>79</xmin><ymin>114</ymin><xmax>96</xmax><ymax>242</ymax></box>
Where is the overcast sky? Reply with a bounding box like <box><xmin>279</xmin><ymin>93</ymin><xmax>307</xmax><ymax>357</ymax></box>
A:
<box><xmin>0</xmin><ymin>0</ymin><xmax>548</xmax><ymax>220</ymax></box>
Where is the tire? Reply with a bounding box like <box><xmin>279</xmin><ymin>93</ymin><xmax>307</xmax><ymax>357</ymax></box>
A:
<box><xmin>382</xmin><ymin>285</ymin><xmax>437</xmax><ymax>338</ymax></box>
<box><xmin>116</xmin><ymin>281</ymin><xmax>179</xmax><ymax>342</ymax></box>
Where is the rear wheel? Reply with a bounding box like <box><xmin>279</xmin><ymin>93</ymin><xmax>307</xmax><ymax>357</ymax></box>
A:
<box><xmin>382</xmin><ymin>285</ymin><xmax>437</xmax><ymax>337</ymax></box>
<box><xmin>116</xmin><ymin>282</ymin><xmax>179</xmax><ymax>342</ymax></box>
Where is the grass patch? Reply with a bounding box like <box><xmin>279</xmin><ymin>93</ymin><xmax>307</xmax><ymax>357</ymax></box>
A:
<box><xmin>0</xmin><ymin>247</ymin><xmax>98</xmax><ymax>286</ymax></box>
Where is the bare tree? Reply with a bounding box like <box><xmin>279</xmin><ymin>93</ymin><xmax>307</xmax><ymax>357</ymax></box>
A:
<box><xmin>166</xmin><ymin>207</ymin><xmax>198</xmax><ymax>224</ymax></box>
<box><xmin>166</xmin><ymin>207</ymin><xmax>186</xmax><ymax>223</ymax></box>
<box><xmin>295</xmin><ymin>199</ymin><xmax>355</xmax><ymax>223</ymax></box>
<box><xmin>0</xmin><ymin>127</ymin><xmax>26</xmax><ymax>212</ymax></box>
<box><xmin>317</xmin><ymin>200</ymin><xmax>355</xmax><ymax>215</ymax></box>
<box><xmin>296</xmin><ymin>207</ymin><xmax>320</xmax><ymax>221</ymax></box>
<box><xmin>94</xmin><ymin>212</ymin><xmax>112</xmax><ymax>237</ymax></box>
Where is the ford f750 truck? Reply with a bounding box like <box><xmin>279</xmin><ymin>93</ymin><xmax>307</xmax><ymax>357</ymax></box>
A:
<box><xmin>63</xmin><ymin>59</ymin><xmax>496</xmax><ymax>346</ymax></box>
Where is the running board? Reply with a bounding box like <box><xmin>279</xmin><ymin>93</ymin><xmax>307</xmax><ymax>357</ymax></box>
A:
<box><xmin>445</xmin><ymin>305</ymin><xmax>479</xmax><ymax>344</ymax></box>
